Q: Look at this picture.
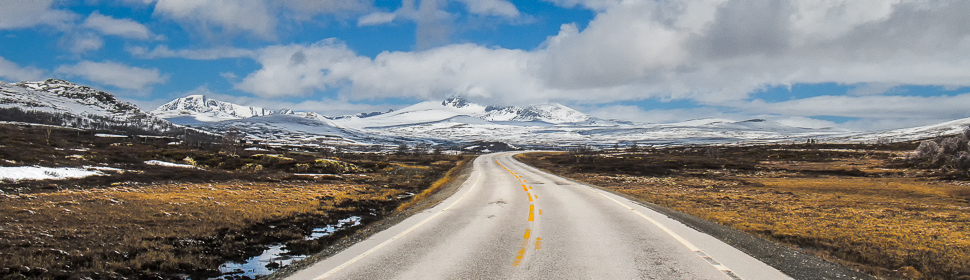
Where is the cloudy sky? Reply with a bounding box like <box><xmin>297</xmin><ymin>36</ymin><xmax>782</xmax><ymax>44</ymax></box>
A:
<box><xmin>1</xmin><ymin>0</ymin><xmax>969</xmax><ymax>131</ymax></box>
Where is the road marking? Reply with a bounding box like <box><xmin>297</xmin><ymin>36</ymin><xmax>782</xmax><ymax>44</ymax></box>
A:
<box><xmin>584</xmin><ymin>186</ymin><xmax>744</xmax><ymax>280</ymax></box>
<box><xmin>535</xmin><ymin>238</ymin><xmax>542</xmax><ymax>250</ymax></box>
<box><xmin>309</xmin><ymin>165</ymin><xmax>485</xmax><ymax>279</ymax></box>
<box><xmin>523</xmin><ymin>228</ymin><xmax>532</xmax><ymax>239</ymax></box>
<box><xmin>538</xmin><ymin>209</ymin><xmax>542</xmax><ymax>215</ymax></box>
<box><xmin>528</xmin><ymin>193</ymin><xmax>533</xmax><ymax>202</ymax></box>
<box><xmin>522</xmin><ymin>184</ymin><xmax>528</xmax><ymax>192</ymax></box>
<box><xmin>528</xmin><ymin>205</ymin><xmax>534</xmax><ymax>221</ymax></box>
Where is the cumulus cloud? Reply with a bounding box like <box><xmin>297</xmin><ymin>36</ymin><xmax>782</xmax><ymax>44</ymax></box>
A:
<box><xmin>55</xmin><ymin>61</ymin><xmax>168</xmax><ymax>91</ymax></box>
<box><xmin>233</xmin><ymin>0</ymin><xmax>970</xmax><ymax>129</ymax></box>
<box><xmin>82</xmin><ymin>11</ymin><xmax>154</xmax><ymax>40</ymax></box>
<box><xmin>0</xmin><ymin>0</ymin><xmax>77</xmax><ymax>29</ymax></box>
<box><xmin>0</xmin><ymin>56</ymin><xmax>45</xmax><ymax>82</ymax></box>
<box><xmin>153</xmin><ymin>0</ymin><xmax>277</xmax><ymax>39</ymax></box>
<box><xmin>236</xmin><ymin>39</ymin><xmax>538</xmax><ymax>102</ymax></box>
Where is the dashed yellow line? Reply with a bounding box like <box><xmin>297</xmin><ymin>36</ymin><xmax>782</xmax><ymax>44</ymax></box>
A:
<box><xmin>528</xmin><ymin>205</ymin><xmax>535</xmax><ymax>222</ymax></box>
<box><xmin>535</xmin><ymin>238</ymin><xmax>542</xmax><ymax>250</ymax></box>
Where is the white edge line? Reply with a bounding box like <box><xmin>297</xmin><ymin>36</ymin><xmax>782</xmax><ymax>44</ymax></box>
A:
<box><xmin>309</xmin><ymin>161</ymin><xmax>486</xmax><ymax>280</ymax></box>
<box><xmin>584</xmin><ymin>185</ymin><xmax>744</xmax><ymax>280</ymax></box>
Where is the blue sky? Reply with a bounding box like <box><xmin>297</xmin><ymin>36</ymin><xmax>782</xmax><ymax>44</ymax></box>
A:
<box><xmin>1</xmin><ymin>0</ymin><xmax>970</xmax><ymax>131</ymax></box>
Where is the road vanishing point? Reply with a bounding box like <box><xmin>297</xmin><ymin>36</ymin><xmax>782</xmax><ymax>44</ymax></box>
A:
<box><xmin>286</xmin><ymin>152</ymin><xmax>795</xmax><ymax>279</ymax></box>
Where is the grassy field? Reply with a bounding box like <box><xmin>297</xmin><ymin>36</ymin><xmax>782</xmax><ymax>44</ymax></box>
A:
<box><xmin>0</xmin><ymin>124</ymin><xmax>471</xmax><ymax>279</ymax></box>
<box><xmin>517</xmin><ymin>144</ymin><xmax>970</xmax><ymax>280</ymax></box>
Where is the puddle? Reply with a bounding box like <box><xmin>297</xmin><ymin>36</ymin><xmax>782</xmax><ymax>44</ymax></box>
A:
<box><xmin>214</xmin><ymin>216</ymin><xmax>362</xmax><ymax>279</ymax></box>
<box><xmin>306</xmin><ymin>216</ymin><xmax>362</xmax><ymax>240</ymax></box>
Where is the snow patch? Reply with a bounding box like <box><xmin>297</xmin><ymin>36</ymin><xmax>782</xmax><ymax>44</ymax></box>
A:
<box><xmin>144</xmin><ymin>160</ymin><xmax>198</xmax><ymax>169</ymax></box>
<box><xmin>0</xmin><ymin>166</ymin><xmax>105</xmax><ymax>182</ymax></box>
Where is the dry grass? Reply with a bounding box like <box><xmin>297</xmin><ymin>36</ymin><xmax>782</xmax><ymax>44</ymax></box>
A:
<box><xmin>0</xmin><ymin>181</ymin><xmax>401</xmax><ymax>279</ymax></box>
<box><xmin>395</xmin><ymin>156</ymin><xmax>473</xmax><ymax>212</ymax></box>
<box><xmin>518</xmin><ymin>146</ymin><xmax>970</xmax><ymax>279</ymax></box>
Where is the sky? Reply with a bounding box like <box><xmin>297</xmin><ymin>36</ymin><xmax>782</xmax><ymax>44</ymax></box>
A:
<box><xmin>1</xmin><ymin>0</ymin><xmax>970</xmax><ymax>131</ymax></box>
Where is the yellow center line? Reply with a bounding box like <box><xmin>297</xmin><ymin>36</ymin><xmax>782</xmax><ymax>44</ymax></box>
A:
<box><xmin>523</xmin><ymin>228</ymin><xmax>531</xmax><ymax>239</ymax></box>
<box><xmin>528</xmin><ymin>205</ymin><xmax>535</xmax><ymax>221</ymax></box>
<box><xmin>528</xmin><ymin>193</ymin><xmax>533</xmax><ymax>202</ymax></box>
<box><xmin>535</xmin><ymin>238</ymin><xmax>542</xmax><ymax>250</ymax></box>
<box><xmin>522</xmin><ymin>184</ymin><xmax>529</xmax><ymax>192</ymax></box>
<box><xmin>538</xmin><ymin>209</ymin><xmax>542</xmax><ymax>215</ymax></box>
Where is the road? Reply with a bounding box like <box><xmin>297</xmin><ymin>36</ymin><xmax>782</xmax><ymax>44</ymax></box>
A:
<box><xmin>286</xmin><ymin>152</ymin><xmax>794</xmax><ymax>279</ymax></box>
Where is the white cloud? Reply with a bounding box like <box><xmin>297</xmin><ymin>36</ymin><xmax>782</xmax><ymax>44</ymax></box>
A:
<box><xmin>236</xmin><ymin>39</ymin><xmax>539</xmax><ymax>103</ymax></box>
<box><xmin>0</xmin><ymin>56</ymin><xmax>44</xmax><ymax>82</ymax></box>
<box><xmin>152</xmin><ymin>0</ymin><xmax>373</xmax><ymax>40</ymax></box>
<box><xmin>358</xmin><ymin>12</ymin><xmax>397</xmax><ymax>26</ymax></box>
<box><xmin>0</xmin><ymin>0</ymin><xmax>77</xmax><ymax>29</ymax></box>
<box><xmin>455</xmin><ymin>0</ymin><xmax>520</xmax><ymax>18</ymax></box>
<box><xmin>235</xmin><ymin>39</ymin><xmax>369</xmax><ymax>97</ymax></box>
<box><xmin>82</xmin><ymin>11</ymin><xmax>153</xmax><ymax>40</ymax></box>
<box><xmin>153</xmin><ymin>0</ymin><xmax>277</xmax><ymax>39</ymax></box>
<box><xmin>219</xmin><ymin>72</ymin><xmax>238</xmax><ymax>81</ymax></box>
<box><xmin>55</xmin><ymin>61</ymin><xmax>168</xmax><ymax>91</ymax></box>
<box><xmin>126</xmin><ymin>45</ymin><xmax>256</xmax><ymax>60</ymax></box>
<box><xmin>61</xmin><ymin>32</ymin><xmax>104</xmax><ymax>54</ymax></box>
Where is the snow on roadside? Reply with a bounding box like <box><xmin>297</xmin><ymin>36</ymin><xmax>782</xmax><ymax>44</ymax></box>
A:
<box><xmin>0</xmin><ymin>166</ymin><xmax>105</xmax><ymax>182</ymax></box>
<box><xmin>144</xmin><ymin>160</ymin><xmax>198</xmax><ymax>169</ymax></box>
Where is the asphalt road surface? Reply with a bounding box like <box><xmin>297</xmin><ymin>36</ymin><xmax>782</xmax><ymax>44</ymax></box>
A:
<box><xmin>286</xmin><ymin>152</ymin><xmax>794</xmax><ymax>280</ymax></box>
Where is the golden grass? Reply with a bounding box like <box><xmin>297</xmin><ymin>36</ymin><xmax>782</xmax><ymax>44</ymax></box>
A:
<box><xmin>395</xmin><ymin>156</ymin><xmax>473</xmax><ymax>212</ymax></box>
<box><xmin>605</xmin><ymin>176</ymin><xmax>970</xmax><ymax>278</ymax></box>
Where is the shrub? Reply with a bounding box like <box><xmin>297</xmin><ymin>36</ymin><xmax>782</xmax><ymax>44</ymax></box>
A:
<box><xmin>916</xmin><ymin>141</ymin><xmax>940</xmax><ymax>161</ymax></box>
<box><xmin>954</xmin><ymin>151</ymin><xmax>970</xmax><ymax>175</ymax></box>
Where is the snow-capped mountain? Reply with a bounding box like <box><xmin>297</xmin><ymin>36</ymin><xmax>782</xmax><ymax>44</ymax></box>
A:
<box><xmin>481</xmin><ymin>103</ymin><xmax>590</xmax><ymax>123</ymax></box>
<box><xmin>152</xmin><ymin>95</ymin><xmax>280</xmax><ymax>122</ymax></box>
<box><xmin>832</xmin><ymin>117</ymin><xmax>970</xmax><ymax>143</ymax></box>
<box><xmin>149</xmin><ymin>95</ymin><xmax>431</xmax><ymax>147</ymax></box>
<box><xmin>0</xmin><ymin>79</ymin><xmax>183</xmax><ymax>135</ymax></box>
<box><xmin>3</xmin><ymin>79</ymin><xmax>142</xmax><ymax>117</ymax></box>
<box><xmin>334</xmin><ymin>97</ymin><xmax>595</xmax><ymax>129</ymax></box>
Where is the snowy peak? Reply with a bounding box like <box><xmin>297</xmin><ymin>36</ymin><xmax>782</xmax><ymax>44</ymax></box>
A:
<box><xmin>14</xmin><ymin>79</ymin><xmax>140</xmax><ymax>114</ymax></box>
<box><xmin>481</xmin><ymin>103</ymin><xmax>590</xmax><ymax>123</ymax></box>
<box><xmin>441</xmin><ymin>97</ymin><xmax>473</xmax><ymax>108</ymax></box>
<box><xmin>152</xmin><ymin>95</ymin><xmax>276</xmax><ymax>122</ymax></box>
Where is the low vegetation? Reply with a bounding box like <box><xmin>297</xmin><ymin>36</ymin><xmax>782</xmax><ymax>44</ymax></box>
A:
<box><xmin>518</xmin><ymin>142</ymin><xmax>970</xmax><ymax>280</ymax></box>
<box><xmin>0</xmin><ymin>123</ymin><xmax>470</xmax><ymax>279</ymax></box>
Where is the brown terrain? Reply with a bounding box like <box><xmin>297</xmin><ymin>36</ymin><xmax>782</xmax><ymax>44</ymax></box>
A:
<box><xmin>0</xmin><ymin>123</ymin><xmax>470</xmax><ymax>280</ymax></box>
